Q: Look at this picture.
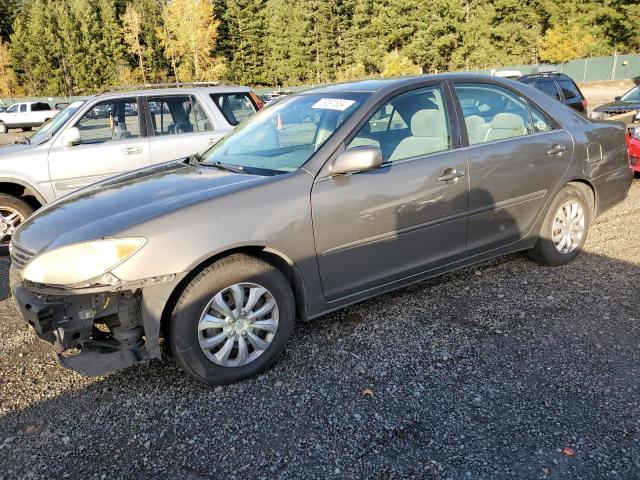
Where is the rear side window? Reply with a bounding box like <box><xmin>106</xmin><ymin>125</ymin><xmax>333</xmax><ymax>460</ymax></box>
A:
<box><xmin>19</xmin><ymin>104</ymin><xmax>27</xmax><ymax>113</ymax></box>
<box><xmin>454</xmin><ymin>83</ymin><xmax>556</xmax><ymax>145</ymax></box>
<box><xmin>148</xmin><ymin>95</ymin><xmax>213</xmax><ymax>135</ymax></box>
<box><xmin>534</xmin><ymin>81</ymin><xmax>561</xmax><ymax>101</ymax></box>
<box><xmin>210</xmin><ymin>93</ymin><xmax>258</xmax><ymax>126</ymax></box>
<box><xmin>557</xmin><ymin>80</ymin><xmax>580</xmax><ymax>100</ymax></box>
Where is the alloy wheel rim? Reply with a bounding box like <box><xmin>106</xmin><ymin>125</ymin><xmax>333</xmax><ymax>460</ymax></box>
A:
<box><xmin>0</xmin><ymin>207</ymin><xmax>24</xmax><ymax>247</ymax></box>
<box><xmin>197</xmin><ymin>282</ymin><xmax>279</xmax><ymax>367</ymax></box>
<box><xmin>552</xmin><ymin>200</ymin><xmax>585</xmax><ymax>255</ymax></box>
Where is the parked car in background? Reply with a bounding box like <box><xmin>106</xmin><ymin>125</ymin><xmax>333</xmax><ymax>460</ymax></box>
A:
<box><xmin>591</xmin><ymin>84</ymin><xmax>640</xmax><ymax>120</ymax></box>
<box><xmin>0</xmin><ymin>101</ymin><xmax>57</xmax><ymax>133</ymax></box>
<box><xmin>9</xmin><ymin>75</ymin><xmax>632</xmax><ymax>385</ymax></box>
<box><xmin>517</xmin><ymin>72</ymin><xmax>588</xmax><ymax>115</ymax></box>
<box><xmin>0</xmin><ymin>84</ymin><xmax>262</xmax><ymax>253</ymax></box>
<box><xmin>0</xmin><ymin>106</ymin><xmax>7</xmax><ymax>113</ymax></box>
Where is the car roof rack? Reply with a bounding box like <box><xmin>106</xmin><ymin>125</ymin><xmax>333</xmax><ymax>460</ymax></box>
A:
<box><xmin>105</xmin><ymin>81</ymin><xmax>235</xmax><ymax>93</ymax></box>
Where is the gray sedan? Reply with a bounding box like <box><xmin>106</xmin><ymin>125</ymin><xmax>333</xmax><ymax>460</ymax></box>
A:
<box><xmin>9</xmin><ymin>74</ymin><xmax>633</xmax><ymax>385</ymax></box>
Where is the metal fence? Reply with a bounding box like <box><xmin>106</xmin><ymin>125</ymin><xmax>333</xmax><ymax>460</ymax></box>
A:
<box><xmin>476</xmin><ymin>52</ymin><xmax>640</xmax><ymax>83</ymax></box>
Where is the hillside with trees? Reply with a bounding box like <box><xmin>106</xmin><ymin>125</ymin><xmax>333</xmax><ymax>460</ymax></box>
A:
<box><xmin>0</xmin><ymin>0</ymin><xmax>639</xmax><ymax>96</ymax></box>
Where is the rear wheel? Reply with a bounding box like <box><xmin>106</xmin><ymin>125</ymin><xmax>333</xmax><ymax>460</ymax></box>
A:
<box><xmin>0</xmin><ymin>122</ymin><xmax>7</xmax><ymax>134</ymax></box>
<box><xmin>169</xmin><ymin>254</ymin><xmax>295</xmax><ymax>385</ymax></box>
<box><xmin>0</xmin><ymin>194</ymin><xmax>33</xmax><ymax>255</ymax></box>
<box><xmin>526</xmin><ymin>184</ymin><xmax>592</xmax><ymax>266</ymax></box>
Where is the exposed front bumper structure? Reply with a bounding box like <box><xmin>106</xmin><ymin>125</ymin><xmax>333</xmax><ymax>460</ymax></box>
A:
<box><xmin>10</xmin><ymin>265</ymin><xmax>186</xmax><ymax>376</ymax></box>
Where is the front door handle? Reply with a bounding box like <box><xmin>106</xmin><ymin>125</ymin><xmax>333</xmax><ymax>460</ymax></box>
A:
<box><xmin>438</xmin><ymin>168</ymin><xmax>466</xmax><ymax>183</ymax></box>
<box><xmin>122</xmin><ymin>147</ymin><xmax>142</xmax><ymax>155</ymax></box>
<box><xmin>547</xmin><ymin>144</ymin><xmax>567</xmax><ymax>156</ymax></box>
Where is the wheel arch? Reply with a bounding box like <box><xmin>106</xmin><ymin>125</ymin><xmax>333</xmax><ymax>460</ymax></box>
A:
<box><xmin>0</xmin><ymin>178</ymin><xmax>45</xmax><ymax>211</ymax></box>
<box><xmin>566</xmin><ymin>178</ymin><xmax>596</xmax><ymax>215</ymax></box>
<box><xmin>159</xmin><ymin>245</ymin><xmax>309</xmax><ymax>339</ymax></box>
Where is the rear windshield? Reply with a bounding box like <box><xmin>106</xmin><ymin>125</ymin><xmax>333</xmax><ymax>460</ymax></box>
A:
<box><xmin>210</xmin><ymin>93</ymin><xmax>258</xmax><ymax>126</ymax></box>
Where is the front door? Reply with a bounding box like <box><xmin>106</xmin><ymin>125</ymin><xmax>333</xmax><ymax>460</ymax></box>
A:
<box><xmin>452</xmin><ymin>82</ymin><xmax>574</xmax><ymax>254</ymax></box>
<box><xmin>48</xmin><ymin>97</ymin><xmax>150</xmax><ymax>197</ymax></box>
<box><xmin>311</xmin><ymin>84</ymin><xmax>469</xmax><ymax>302</ymax></box>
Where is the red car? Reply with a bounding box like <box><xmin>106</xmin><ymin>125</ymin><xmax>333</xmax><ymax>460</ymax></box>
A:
<box><xmin>629</xmin><ymin>126</ymin><xmax>640</xmax><ymax>177</ymax></box>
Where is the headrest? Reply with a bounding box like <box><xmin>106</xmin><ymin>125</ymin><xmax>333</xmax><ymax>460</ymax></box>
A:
<box><xmin>490</xmin><ymin>112</ymin><xmax>525</xmax><ymax>131</ymax></box>
<box><xmin>410</xmin><ymin>109</ymin><xmax>444</xmax><ymax>137</ymax></box>
<box><xmin>465</xmin><ymin>115</ymin><xmax>486</xmax><ymax>128</ymax></box>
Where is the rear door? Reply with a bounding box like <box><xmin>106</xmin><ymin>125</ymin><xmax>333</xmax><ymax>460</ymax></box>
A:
<box><xmin>453</xmin><ymin>81</ymin><xmax>574</xmax><ymax>254</ymax></box>
<box><xmin>146</xmin><ymin>94</ymin><xmax>225</xmax><ymax>163</ymax></box>
<box><xmin>48</xmin><ymin>97</ymin><xmax>150</xmax><ymax>197</ymax></box>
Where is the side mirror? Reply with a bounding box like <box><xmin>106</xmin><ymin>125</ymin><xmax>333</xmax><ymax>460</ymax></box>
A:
<box><xmin>61</xmin><ymin>127</ymin><xmax>81</xmax><ymax>147</ymax></box>
<box><xmin>330</xmin><ymin>146</ymin><xmax>382</xmax><ymax>176</ymax></box>
<box><xmin>614</xmin><ymin>96</ymin><xmax>622</xmax><ymax>101</ymax></box>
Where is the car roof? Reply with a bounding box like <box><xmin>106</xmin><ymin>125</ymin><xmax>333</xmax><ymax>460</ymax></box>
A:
<box><xmin>300</xmin><ymin>73</ymin><xmax>519</xmax><ymax>95</ymax></box>
<box><xmin>518</xmin><ymin>72</ymin><xmax>572</xmax><ymax>81</ymax></box>
<box><xmin>90</xmin><ymin>85</ymin><xmax>252</xmax><ymax>101</ymax></box>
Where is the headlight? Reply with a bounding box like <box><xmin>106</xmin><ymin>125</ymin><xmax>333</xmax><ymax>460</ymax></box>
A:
<box><xmin>22</xmin><ymin>238</ymin><xmax>146</xmax><ymax>286</ymax></box>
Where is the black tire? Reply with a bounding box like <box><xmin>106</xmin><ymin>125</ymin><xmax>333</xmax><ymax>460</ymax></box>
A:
<box><xmin>0</xmin><ymin>122</ymin><xmax>7</xmax><ymax>134</ymax></box>
<box><xmin>0</xmin><ymin>194</ymin><xmax>33</xmax><ymax>255</ymax></box>
<box><xmin>526</xmin><ymin>184</ymin><xmax>592</xmax><ymax>266</ymax></box>
<box><xmin>169</xmin><ymin>253</ymin><xmax>295</xmax><ymax>385</ymax></box>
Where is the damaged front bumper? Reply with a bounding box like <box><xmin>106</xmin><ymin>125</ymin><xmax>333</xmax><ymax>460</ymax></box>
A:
<box><xmin>10</xmin><ymin>265</ymin><xmax>186</xmax><ymax>376</ymax></box>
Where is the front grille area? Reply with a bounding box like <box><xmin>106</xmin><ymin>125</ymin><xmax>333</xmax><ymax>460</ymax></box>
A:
<box><xmin>10</xmin><ymin>242</ymin><xmax>35</xmax><ymax>270</ymax></box>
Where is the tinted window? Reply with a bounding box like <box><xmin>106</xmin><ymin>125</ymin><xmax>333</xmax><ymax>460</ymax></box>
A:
<box><xmin>149</xmin><ymin>95</ymin><xmax>213</xmax><ymax>135</ymax></box>
<box><xmin>455</xmin><ymin>83</ymin><xmax>534</xmax><ymax>145</ymax></box>
<box><xmin>32</xmin><ymin>102</ymin><xmax>51</xmax><ymax>111</ymax></box>
<box><xmin>557</xmin><ymin>80</ymin><xmax>580</xmax><ymax>100</ymax></box>
<box><xmin>76</xmin><ymin>98</ymin><xmax>140</xmax><ymax>144</ymax></box>
<box><xmin>210</xmin><ymin>93</ymin><xmax>258</xmax><ymax>126</ymax></box>
<box><xmin>348</xmin><ymin>85</ymin><xmax>451</xmax><ymax>163</ymax></box>
<box><xmin>534</xmin><ymin>81</ymin><xmax>561</xmax><ymax>100</ymax></box>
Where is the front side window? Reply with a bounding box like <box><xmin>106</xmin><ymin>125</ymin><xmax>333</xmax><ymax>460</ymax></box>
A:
<box><xmin>200</xmin><ymin>93</ymin><xmax>367</xmax><ymax>173</ymax></box>
<box><xmin>6</xmin><ymin>105</ymin><xmax>17</xmax><ymax>113</ymax></box>
<box><xmin>149</xmin><ymin>95</ymin><xmax>213</xmax><ymax>135</ymax></box>
<box><xmin>456</xmin><ymin>83</ymin><xmax>536</xmax><ymax>145</ymax></box>
<box><xmin>31</xmin><ymin>100</ymin><xmax>85</xmax><ymax>145</ymax></box>
<box><xmin>348</xmin><ymin>85</ymin><xmax>451</xmax><ymax>163</ymax></box>
<box><xmin>210</xmin><ymin>93</ymin><xmax>258</xmax><ymax>126</ymax></box>
<box><xmin>76</xmin><ymin>98</ymin><xmax>140</xmax><ymax>144</ymax></box>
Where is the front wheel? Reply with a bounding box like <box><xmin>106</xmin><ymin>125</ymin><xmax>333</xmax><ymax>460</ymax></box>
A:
<box><xmin>0</xmin><ymin>122</ymin><xmax>7</xmax><ymax>134</ymax></box>
<box><xmin>0</xmin><ymin>194</ymin><xmax>33</xmax><ymax>255</ymax></box>
<box><xmin>169</xmin><ymin>254</ymin><xmax>295</xmax><ymax>385</ymax></box>
<box><xmin>526</xmin><ymin>184</ymin><xmax>592</xmax><ymax>266</ymax></box>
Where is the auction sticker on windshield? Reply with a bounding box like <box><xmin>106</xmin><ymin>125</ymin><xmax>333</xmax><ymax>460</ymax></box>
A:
<box><xmin>312</xmin><ymin>98</ymin><xmax>356</xmax><ymax>111</ymax></box>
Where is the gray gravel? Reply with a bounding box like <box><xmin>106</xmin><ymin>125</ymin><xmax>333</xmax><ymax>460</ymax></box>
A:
<box><xmin>1</xmin><ymin>185</ymin><xmax>640</xmax><ymax>480</ymax></box>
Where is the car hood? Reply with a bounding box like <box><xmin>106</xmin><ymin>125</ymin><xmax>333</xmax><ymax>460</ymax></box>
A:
<box><xmin>593</xmin><ymin>100</ymin><xmax>640</xmax><ymax>112</ymax></box>
<box><xmin>0</xmin><ymin>143</ymin><xmax>34</xmax><ymax>156</ymax></box>
<box><xmin>14</xmin><ymin>160</ymin><xmax>266</xmax><ymax>253</ymax></box>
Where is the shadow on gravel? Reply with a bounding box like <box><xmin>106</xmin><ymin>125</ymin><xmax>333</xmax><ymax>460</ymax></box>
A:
<box><xmin>2</xmin><ymin>248</ymin><xmax>640</xmax><ymax>479</ymax></box>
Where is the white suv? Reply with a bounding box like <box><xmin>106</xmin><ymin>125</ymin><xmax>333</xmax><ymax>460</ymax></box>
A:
<box><xmin>0</xmin><ymin>84</ymin><xmax>262</xmax><ymax>252</ymax></box>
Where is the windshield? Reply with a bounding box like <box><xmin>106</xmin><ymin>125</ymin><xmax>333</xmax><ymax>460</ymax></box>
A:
<box><xmin>621</xmin><ymin>86</ymin><xmax>640</xmax><ymax>102</ymax></box>
<box><xmin>200</xmin><ymin>92</ymin><xmax>368</xmax><ymax>173</ymax></box>
<box><xmin>29</xmin><ymin>100</ymin><xmax>85</xmax><ymax>145</ymax></box>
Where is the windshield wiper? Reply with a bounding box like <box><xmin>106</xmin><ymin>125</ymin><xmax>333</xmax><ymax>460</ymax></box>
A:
<box><xmin>200</xmin><ymin>160</ymin><xmax>246</xmax><ymax>174</ymax></box>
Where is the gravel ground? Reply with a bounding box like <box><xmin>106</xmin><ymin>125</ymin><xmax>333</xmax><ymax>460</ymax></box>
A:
<box><xmin>0</xmin><ymin>181</ymin><xmax>638</xmax><ymax>480</ymax></box>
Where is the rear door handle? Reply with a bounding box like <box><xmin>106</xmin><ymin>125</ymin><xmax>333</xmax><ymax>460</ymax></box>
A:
<box><xmin>438</xmin><ymin>168</ymin><xmax>466</xmax><ymax>183</ymax></box>
<box><xmin>122</xmin><ymin>147</ymin><xmax>142</xmax><ymax>155</ymax></box>
<box><xmin>547</xmin><ymin>144</ymin><xmax>567</xmax><ymax>156</ymax></box>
